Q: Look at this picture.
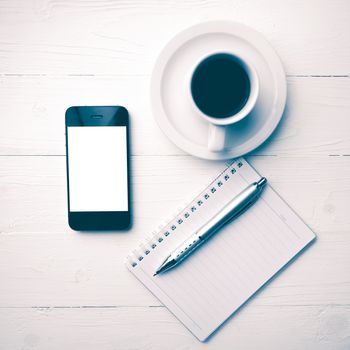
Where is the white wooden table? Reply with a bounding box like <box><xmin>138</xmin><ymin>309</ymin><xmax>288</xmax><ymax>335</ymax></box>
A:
<box><xmin>1</xmin><ymin>1</ymin><xmax>349</xmax><ymax>349</ymax></box>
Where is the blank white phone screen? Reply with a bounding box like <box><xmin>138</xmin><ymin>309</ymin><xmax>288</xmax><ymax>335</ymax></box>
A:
<box><xmin>67</xmin><ymin>126</ymin><xmax>128</xmax><ymax>212</ymax></box>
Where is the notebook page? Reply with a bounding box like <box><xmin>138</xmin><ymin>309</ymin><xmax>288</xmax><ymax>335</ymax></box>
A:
<box><xmin>126</xmin><ymin>158</ymin><xmax>316</xmax><ymax>341</ymax></box>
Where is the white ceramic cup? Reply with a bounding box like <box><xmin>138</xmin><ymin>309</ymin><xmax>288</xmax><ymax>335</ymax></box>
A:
<box><xmin>189</xmin><ymin>52</ymin><xmax>259</xmax><ymax>152</ymax></box>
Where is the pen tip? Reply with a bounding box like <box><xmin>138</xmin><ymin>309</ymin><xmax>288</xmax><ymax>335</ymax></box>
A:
<box><xmin>153</xmin><ymin>273</ymin><xmax>157</xmax><ymax>277</ymax></box>
<box><xmin>258</xmin><ymin>177</ymin><xmax>267</xmax><ymax>187</ymax></box>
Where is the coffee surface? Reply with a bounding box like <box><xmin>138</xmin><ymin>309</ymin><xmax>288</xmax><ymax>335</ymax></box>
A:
<box><xmin>191</xmin><ymin>53</ymin><xmax>250</xmax><ymax>118</ymax></box>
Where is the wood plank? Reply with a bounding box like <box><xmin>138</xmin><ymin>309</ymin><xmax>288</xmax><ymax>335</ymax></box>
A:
<box><xmin>0</xmin><ymin>0</ymin><xmax>349</xmax><ymax>75</ymax></box>
<box><xmin>1</xmin><ymin>155</ymin><xmax>349</xmax><ymax>234</ymax></box>
<box><xmin>1</xmin><ymin>305</ymin><xmax>349</xmax><ymax>349</ymax></box>
<box><xmin>0</xmin><ymin>76</ymin><xmax>349</xmax><ymax>156</ymax></box>
<box><xmin>0</xmin><ymin>155</ymin><xmax>349</xmax><ymax>306</ymax></box>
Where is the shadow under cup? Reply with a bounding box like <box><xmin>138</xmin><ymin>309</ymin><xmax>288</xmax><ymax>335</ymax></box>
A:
<box><xmin>190</xmin><ymin>53</ymin><xmax>252</xmax><ymax>119</ymax></box>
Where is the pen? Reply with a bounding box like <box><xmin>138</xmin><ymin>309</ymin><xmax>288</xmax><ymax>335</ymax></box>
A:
<box><xmin>154</xmin><ymin>177</ymin><xmax>267</xmax><ymax>276</ymax></box>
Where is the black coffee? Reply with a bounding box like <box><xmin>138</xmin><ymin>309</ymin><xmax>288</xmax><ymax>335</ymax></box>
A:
<box><xmin>191</xmin><ymin>53</ymin><xmax>250</xmax><ymax>119</ymax></box>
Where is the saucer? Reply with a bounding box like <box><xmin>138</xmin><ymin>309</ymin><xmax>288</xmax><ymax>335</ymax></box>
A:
<box><xmin>150</xmin><ymin>21</ymin><xmax>287</xmax><ymax>160</ymax></box>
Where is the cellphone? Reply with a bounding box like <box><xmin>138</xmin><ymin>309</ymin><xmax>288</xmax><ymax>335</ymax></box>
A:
<box><xmin>65</xmin><ymin>106</ymin><xmax>131</xmax><ymax>230</ymax></box>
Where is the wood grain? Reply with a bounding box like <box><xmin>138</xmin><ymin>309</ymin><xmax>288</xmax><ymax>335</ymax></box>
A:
<box><xmin>0</xmin><ymin>0</ymin><xmax>349</xmax><ymax>75</ymax></box>
<box><xmin>1</xmin><ymin>306</ymin><xmax>349</xmax><ymax>349</ymax></box>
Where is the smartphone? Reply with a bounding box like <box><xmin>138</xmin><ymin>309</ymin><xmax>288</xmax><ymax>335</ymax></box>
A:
<box><xmin>65</xmin><ymin>106</ymin><xmax>131</xmax><ymax>230</ymax></box>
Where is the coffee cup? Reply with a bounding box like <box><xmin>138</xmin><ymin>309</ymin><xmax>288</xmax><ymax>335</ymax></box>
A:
<box><xmin>190</xmin><ymin>52</ymin><xmax>259</xmax><ymax>152</ymax></box>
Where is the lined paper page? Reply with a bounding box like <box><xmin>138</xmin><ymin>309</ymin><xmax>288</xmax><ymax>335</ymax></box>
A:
<box><xmin>127</xmin><ymin>158</ymin><xmax>315</xmax><ymax>341</ymax></box>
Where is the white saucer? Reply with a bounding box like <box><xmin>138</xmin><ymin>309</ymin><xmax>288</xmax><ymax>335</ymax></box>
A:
<box><xmin>150</xmin><ymin>21</ymin><xmax>287</xmax><ymax>160</ymax></box>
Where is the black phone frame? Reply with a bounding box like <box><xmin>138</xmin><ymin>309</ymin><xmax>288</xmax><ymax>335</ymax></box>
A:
<box><xmin>65</xmin><ymin>106</ymin><xmax>131</xmax><ymax>230</ymax></box>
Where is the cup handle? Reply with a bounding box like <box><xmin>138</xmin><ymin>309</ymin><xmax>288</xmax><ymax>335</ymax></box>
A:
<box><xmin>208</xmin><ymin>124</ymin><xmax>226</xmax><ymax>152</ymax></box>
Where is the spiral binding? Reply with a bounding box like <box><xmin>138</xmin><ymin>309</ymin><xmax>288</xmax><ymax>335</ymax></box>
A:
<box><xmin>126</xmin><ymin>159</ymin><xmax>244</xmax><ymax>268</ymax></box>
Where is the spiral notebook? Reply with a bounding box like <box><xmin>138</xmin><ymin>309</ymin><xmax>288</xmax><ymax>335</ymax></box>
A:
<box><xmin>126</xmin><ymin>158</ymin><xmax>315</xmax><ymax>341</ymax></box>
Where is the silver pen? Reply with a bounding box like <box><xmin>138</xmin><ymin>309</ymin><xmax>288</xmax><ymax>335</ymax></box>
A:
<box><xmin>154</xmin><ymin>177</ymin><xmax>267</xmax><ymax>276</ymax></box>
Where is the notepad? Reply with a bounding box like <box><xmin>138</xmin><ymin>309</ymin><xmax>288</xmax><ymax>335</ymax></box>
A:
<box><xmin>126</xmin><ymin>158</ymin><xmax>315</xmax><ymax>341</ymax></box>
